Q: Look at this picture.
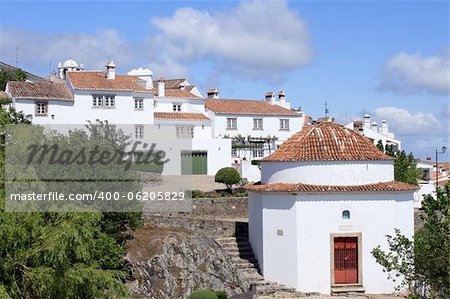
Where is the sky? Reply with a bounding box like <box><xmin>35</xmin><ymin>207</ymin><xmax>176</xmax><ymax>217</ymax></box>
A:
<box><xmin>0</xmin><ymin>0</ymin><xmax>448</xmax><ymax>160</ymax></box>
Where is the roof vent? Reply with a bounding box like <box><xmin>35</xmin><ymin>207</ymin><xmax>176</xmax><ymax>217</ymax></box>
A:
<box><xmin>207</xmin><ymin>88</ymin><xmax>219</xmax><ymax>99</ymax></box>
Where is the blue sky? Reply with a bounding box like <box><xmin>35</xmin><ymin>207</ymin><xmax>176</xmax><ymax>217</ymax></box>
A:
<box><xmin>0</xmin><ymin>0</ymin><xmax>448</xmax><ymax>160</ymax></box>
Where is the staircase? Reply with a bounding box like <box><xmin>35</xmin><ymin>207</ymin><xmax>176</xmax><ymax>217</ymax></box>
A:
<box><xmin>216</xmin><ymin>222</ymin><xmax>302</xmax><ymax>297</ymax></box>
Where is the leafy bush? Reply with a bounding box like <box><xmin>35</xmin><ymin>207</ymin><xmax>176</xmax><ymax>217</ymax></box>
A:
<box><xmin>189</xmin><ymin>189</ymin><xmax>205</xmax><ymax>198</ymax></box>
<box><xmin>129</xmin><ymin>161</ymin><xmax>163</xmax><ymax>173</ymax></box>
<box><xmin>187</xmin><ymin>289</ymin><xmax>218</xmax><ymax>299</ymax></box>
<box><xmin>215</xmin><ymin>290</ymin><xmax>228</xmax><ymax>299</ymax></box>
<box><xmin>215</xmin><ymin>167</ymin><xmax>241</xmax><ymax>190</ymax></box>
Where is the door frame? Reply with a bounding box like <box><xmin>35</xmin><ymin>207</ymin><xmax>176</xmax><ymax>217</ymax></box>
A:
<box><xmin>330</xmin><ymin>232</ymin><xmax>363</xmax><ymax>286</ymax></box>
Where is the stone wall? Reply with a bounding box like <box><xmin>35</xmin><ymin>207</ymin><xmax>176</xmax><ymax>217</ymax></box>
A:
<box><xmin>190</xmin><ymin>197</ymin><xmax>247</xmax><ymax>219</ymax></box>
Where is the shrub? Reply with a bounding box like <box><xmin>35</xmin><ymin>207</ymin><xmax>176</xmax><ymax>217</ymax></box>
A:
<box><xmin>129</xmin><ymin>161</ymin><xmax>163</xmax><ymax>173</ymax></box>
<box><xmin>190</xmin><ymin>189</ymin><xmax>205</xmax><ymax>198</ymax></box>
<box><xmin>215</xmin><ymin>291</ymin><xmax>228</xmax><ymax>299</ymax></box>
<box><xmin>187</xmin><ymin>290</ymin><xmax>218</xmax><ymax>299</ymax></box>
<box><xmin>215</xmin><ymin>167</ymin><xmax>241</xmax><ymax>191</ymax></box>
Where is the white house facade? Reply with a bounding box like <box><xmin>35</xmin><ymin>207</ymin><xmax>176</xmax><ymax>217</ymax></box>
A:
<box><xmin>205</xmin><ymin>91</ymin><xmax>304</xmax><ymax>162</ymax></box>
<box><xmin>248</xmin><ymin>122</ymin><xmax>416</xmax><ymax>295</ymax></box>
<box><xmin>346</xmin><ymin>114</ymin><xmax>401</xmax><ymax>151</ymax></box>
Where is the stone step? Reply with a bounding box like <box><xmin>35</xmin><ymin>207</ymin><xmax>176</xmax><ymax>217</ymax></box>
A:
<box><xmin>226</xmin><ymin>250</ymin><xmax>255</xmax><ymax>259</ymax></box>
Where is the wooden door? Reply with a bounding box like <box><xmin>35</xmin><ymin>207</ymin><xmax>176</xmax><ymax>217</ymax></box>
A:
<box><xmin>334</xmin><ymin>237</ymin><xmax>358</xmax><ymax>284</ymax></box>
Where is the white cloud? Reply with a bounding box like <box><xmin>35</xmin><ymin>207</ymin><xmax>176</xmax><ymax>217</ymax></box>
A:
<box><xmin>373</xmin><ymin>107</ymin><xmax>441</xmax><ymax>136</ymax></box>
<box><xmin>0</xmin><ymin>1</ymin><xmax>312</xmax><ymax>81</ymax></box>
<box><xmin>149</xmin><ymin>0</ymin><xmax>312</xmax><ymax>79</ymax></box>
<box><xmin>377</xmin><ymin>52</ymin><xmax>449</xmax><ymax>95</ymax></box>
<box><xmin>0</xmin><ymin>28</ymin><xmax>139</xmax><ymax>73</ymax></box>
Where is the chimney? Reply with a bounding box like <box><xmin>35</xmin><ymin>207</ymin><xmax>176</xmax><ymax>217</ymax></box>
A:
<box><xmin>380</xmin><ymin>120</ymin><xmax>389</xmax><ymax>135</ymax></box>
<box><xmin>265</xmin><ymin>92</ymin><xmax>276</xmax><ymax>103</ymax></box>
<box><xmin>363</xmin><ymin>114</ymin><xmax>371</xmax><ymax>128</ymax></box>
<box><xmin>207</xmin><ymin>88</ymin><xmax>219</xmax><ymax>99</ymax></box>
<box><xmin>278</xmin><ymin>91</ymin><xmax>286</xmax><ymax>104</ymax></box>
<box><xmin>426</xmin><ymin>157</ymin><xmax>432</xmax><ymax>161</ymax></box>
<box><xmin>106</xmin><ymin>61</ymin><xmax>116</xmax><ymax>80</ymax></box>
<box><xmin>371</xmin><ymin>121</ymin><xmax>378</xmax><ymax>132</ymax></box>
<box><xmin>49</xmin><ymin>71</ymin><xmax>57</xmax><ymax>82</ymax></box>
<box><xmin>158</xmin><ymin>77</ymin><xmax>165</xmax><ymax>97</ymax></box>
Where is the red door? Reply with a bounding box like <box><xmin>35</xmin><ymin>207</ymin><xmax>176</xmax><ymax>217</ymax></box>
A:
<box><xmin>334</xmin><ymin>237</ymin><xmax>358</xmax><ymax>284</ymax></box>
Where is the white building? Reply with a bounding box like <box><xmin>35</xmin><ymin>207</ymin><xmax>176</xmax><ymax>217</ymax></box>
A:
<box><xmin>6</xmin><ymin>59</ymin><xmax>230</xmax><ymax>175</ymax></box>
<box><xmin>205</xmin><ymin>90</ymin><xmax>304</xmax><ymax>162</ymax></box>
<box><xmin>346</xmin><ymin>114</ymin><xmax>401</xmax><ymax>151</ymax></box>
<box><xmin>248</xmin><ymin>122</ymin><xmax>416</xmax><ymax>295</ymax></box>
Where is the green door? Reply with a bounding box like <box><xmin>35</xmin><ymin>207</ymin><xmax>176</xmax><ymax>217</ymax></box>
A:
<box><xmin>181</xmin><ymin>151</ymin><xmax>207</xmax><ymax>175</ymax></box>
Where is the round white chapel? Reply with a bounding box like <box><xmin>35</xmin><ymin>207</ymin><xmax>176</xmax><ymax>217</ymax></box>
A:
<box><xmin>247</xmin><ymin>121</ymin><xmax>417</xmax><ymax>295</ymax></box>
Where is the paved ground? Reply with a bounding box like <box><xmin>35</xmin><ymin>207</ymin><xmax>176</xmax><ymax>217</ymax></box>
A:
<box><xmin>258</xmin><ymin>294</ymin><xmax>404</xmax><ymax>299</ymax></box>
<box><xmin>154</xmin><ymin>175</ymin><xmax>224</xmax><ymax>192</ymax></box>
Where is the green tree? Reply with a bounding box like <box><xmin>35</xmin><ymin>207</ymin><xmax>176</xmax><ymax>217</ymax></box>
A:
<box><xmin>376</xmin><ymin>139</ymin><xmax>384</xmax><ymax>152</ymax></box>
<box><xmin>215</xmin><ymin>167</ymin><xmax>241</xmax><ymax>191</ymax></box>
<box><xmin>0</xmin><ymin>68</ymin><xmax>27</xmax><ymax>91</ymax></box>
<box><xmin>393</xmin><ymin>151</ymin><xmax>422</xmax><ymax>185</ymax></box>
<box><xmin>0</xmin><ymin>111</ymin><xmax>142</xmax><ymax>298</ymax></box>
<box><xmin>372</xmin><ymin>183</ymin><xmax>450</xmax><ymax>298</ymax></box>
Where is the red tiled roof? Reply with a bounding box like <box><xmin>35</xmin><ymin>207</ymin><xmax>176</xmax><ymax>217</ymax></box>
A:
<box><xmin>247</xmin><ymin>181</ymin><xmax>417</xmax><ymax>193</ymax></box>
<box><xmin>264</xmin><ymin>122</ymin><xmax>392</xmax><ymax>162</ymax></box>
<box><xmin>7</xmin><ymin>81</ymin><xmax>73</xmax><ymax>101</ymax></box>
<box><xmin>205</xmin><ymin>99</ymin><xmax>300</xmax><ymax>116</ymax></box>
<box><xmin>153</xmin><ymin>78</ymin><xmax>186</xmax><ymax>89</ymax></box>
<box><xmin>67</xmin><ymin>72</ymin><xmax>150</xmax><ymax>93</ymax></box>
<box><xmin>0</xmin><ymin>91</ymin><xmax>9</xmax><ymax>98</ymax></box>
<box><xmin>154</xmin><ymin>112</ymin><xmax>210</xmax><ymax>121</ymax></box>
<box><xmin>157</xmin><ymin>88</ymin><xmax>202</xmax><ymax>99</ymax></box>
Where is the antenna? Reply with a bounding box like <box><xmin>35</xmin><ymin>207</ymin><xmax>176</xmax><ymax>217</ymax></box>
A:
<box><xmin>15</xmin><ymin>47</ymin><xmax>19</xmax><ymax>67</ymax></box>
<box><xmin>324</xmin><ymin>101</ymin><xmax>329</xmax><ymax>117</ymax></box>
<box><xmin>80</xmin><ymin>49</ymin><xmax>84</xmax><ymax>65</ymax></box>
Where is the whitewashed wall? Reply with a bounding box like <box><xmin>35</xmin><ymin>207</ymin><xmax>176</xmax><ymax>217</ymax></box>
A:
<box><xmin>14</xmin><ymin>90</ymin><xmax>153</xmax><ymax>125</ymax></box>
<box><xmin>154</xmin><ymin>97</ymin><xmax>205</xmax><ymax>113</ymax></box>
<box><xmin>248</xmin><ymin>191</ymin><xmax>414</xmax><ymax>294</ymax></box>
<box><xmin>208</xmin><ymin>113</ymin><xmax>303</xmax><ymax>142</ymax></box>
<box><xmin>261</xmin><ymin>160</ymin><xmax>394</xmax><ymax>186</ymax></box>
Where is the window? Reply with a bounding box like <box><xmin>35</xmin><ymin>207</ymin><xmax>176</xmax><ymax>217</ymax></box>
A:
<box><xmin>92</xmin><ymin>95</ymin><xmax>115</xmax><ymax>108</ymax></box>
<box><xmin>176</xmin><ymin>126</ymin><xmax>194</xmax><ymax>139</ymax></box>
<box><xmin>342</xmin><ymin>210</ymin><xmax>350</xmax><ymax>220</ymax></box>
<box><xmin>253</xmin><ymin>118</ymin><xmax>263</xmax><ymax>130</ymax></box>
<box><xmin>231</xmin><ymin>148</ymin><xmax>237</xmax><ymax>157</ymax></box>
<box><xmin>227</xmin><ymin>118</ymin><xmax>237</xmax><ymax>130</ymax></box>
<box><xmin>280</xmin><ymin>119</ymin><xmax>290</xmax><ymax>130</ymax></box>
<box><xmin>35</xmin><ymin>101</ymin><xmax>47</xmax><ymax>116</ymax></box>
<box><xmin>173</xmin><ymin>104</ymin><xmax>181</xmax><ymax>112</ymax></box>
<box><xmin>134</xmin><ymin>98</ymin><xmax>144</xmax><ymax>110</ymax></box>
<box><xmin>135</xmin><ymin>125</ymin><xmax>144</xmax><ymax>139</ymax></box>
<box><xmin>252</xmin><ymin>145</ymin><xmax>264</xmax><ymax>158</ymax></box>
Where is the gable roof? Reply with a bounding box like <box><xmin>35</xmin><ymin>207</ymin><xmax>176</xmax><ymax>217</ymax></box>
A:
<box><xmin>264</xmin><ymin>122</ymin><xmax>392</xmax><ymax>162</ymax></box>
<box><xmin>154</xmin><ymin>112</ymin><xmax>210</xmax><ymax>122</ymax></box>
<box><xmin>0</xmin><ymin>61</ymin><xmax>44</xmax><ymax>82</ymax></box>
<box><xmin>205</xmin><ymin>99</ymin><xmax>300</xmax><ymax>116</ymax></box>
<box><xmin>247</xmin><ymin>181</ymin><xmax>417</xmax><ymax>193</ymax></box>
<box><xmin>153</xmin><ymin>79</ymin><xmax>202</xmax><ymax>99</ymax></box>
<box><xmin>67</xmin><ymin>72</ymin><xmax>150</xmax><ymax>93</ymax></box>
<box><xmin>7</xmin><ymin>81</ymin><xmax>73</xmax><ymax>101</ymax></box>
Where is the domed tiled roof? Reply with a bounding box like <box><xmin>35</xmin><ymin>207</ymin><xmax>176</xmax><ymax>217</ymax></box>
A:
<box><xmin>264</xmin><ymin>122</ymin><xmax>392</xmax><ymax>162</ymax></box>
<box><xmin>63</xmin><ymin>59</ymin><xmax>79</xmax><ymax>68</ymax></box>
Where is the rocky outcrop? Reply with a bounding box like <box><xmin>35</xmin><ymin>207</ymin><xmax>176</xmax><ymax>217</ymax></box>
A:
<box><xmin>126</xmin><ymin>225</ymin><xmax>250</xmax><ymax>299</ymax></box>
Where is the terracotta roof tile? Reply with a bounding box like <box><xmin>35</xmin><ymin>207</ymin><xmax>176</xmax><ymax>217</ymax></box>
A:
<box><xmin>67</xmin><ymin>72</ymin><xmax>150</xmax><ymax>93</ymax></box>
<box><xmin>156</xmin><ymin>88</ymin><xmax>201</xmax><ymax>99</ymax></box>
<box><xmin>154</xmin><ymin>112</ymin><xmax>210</xmax><ymax>121</ymax></box>
<box><xmin>205</xmin><ymin>99</ymin><xmax>300</xmax><ymax>116</ymax></box>
<box><xmin>7</xmin><ymin>81</ymin><xmax>73</xmax><ymax>101</ymax></box>
<box><xmin>264</xmin><ymin>122</ymin><xmax>392</xmax><ymax>162</ymax></box>
<box><xmin>0</xmin><ymin>91</ymin><xmax>9</xmax><ymax>98</ymax></box>
<box><xmin>247</xmin><ymin>181</ymin><xmax>418</xmax><ymax>193</ymax></box>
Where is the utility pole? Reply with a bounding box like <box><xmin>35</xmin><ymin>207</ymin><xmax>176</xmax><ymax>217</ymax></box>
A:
<box><xmin>435</xmin><ymin>146</ymin><xmax>447</xmax><ymax>190</ymax></box>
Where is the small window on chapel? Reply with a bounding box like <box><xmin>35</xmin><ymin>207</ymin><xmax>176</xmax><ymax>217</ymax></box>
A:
<box><xmin>342</xmin><ymin>210</ymin><xmax>350</xmax><ymax>220</ymax></box>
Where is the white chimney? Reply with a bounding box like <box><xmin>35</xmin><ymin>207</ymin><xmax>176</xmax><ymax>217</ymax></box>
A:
<box><xmin>380</xmin><ymin>120</ymin><xmax>389</xmax><ymax>135</ymax></box>
<box><xmin>278</xmin><ymin>91</ymin><xmax>286</xmax><ymax>105</ymax></box>
<box><xmin>371</xmin><ymin>121</ymin><xmax>378</xmax><ymax>132</ymax></box>
<box><xmin>363</xmin><ymin>114</ymin><xmax>371</xmax><ymax>128</ymax></box>
<box><xmin>127</xmin><ymin>68</ymin><xmax>153</xmax><ymax>89</ymax></box>
<box><xmin>157</xmin><ymin>77</ymin><xmax>165</xmax><ymax>97</ymax></box>
<box><xmin>207</xmin><ymin>88</ymin><xmax>219</xmax><ymax>99</ymax></box>
<box><xmin>106</xmin><ymin>61</ymin><xmax>116</xmax><ymax>80</ymax></box>
<box><xmin>265</xmin><ymin>92</ymin><xmax>276</xmax><ymax>104</ymax></box>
